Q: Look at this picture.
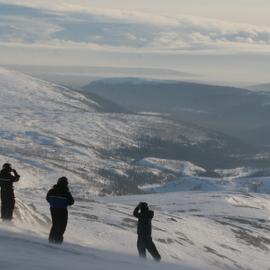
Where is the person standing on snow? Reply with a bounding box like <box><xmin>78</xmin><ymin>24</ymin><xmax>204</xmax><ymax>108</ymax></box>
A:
<box><xmin>133</xmin><ymin>202</ymin><xmax>161</xmax><ymax>261</ymax></box>
<box><xmin>46</xmin><ymin>177</ymin><xmax>74</xmax><ymax>244</ymax></box>
<box><xmin>0</xmin><ymin>163</ymin><xmax>20</xmax><ymax>221</ymax></box>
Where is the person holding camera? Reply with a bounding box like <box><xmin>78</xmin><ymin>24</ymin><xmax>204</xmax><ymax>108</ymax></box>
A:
<box><xmin>133</xmin><ymin>202</ymin><xmax>161</xmax><ymax>261</ymax></box>
<box><xmin>0</xmin><ymin>163</ymin><xmax>20</xmax><ymax>221</ymax></box>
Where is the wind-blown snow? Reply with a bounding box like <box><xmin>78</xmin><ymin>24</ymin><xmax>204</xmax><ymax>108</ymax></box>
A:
<box><xmin>0</xmin><ymin>227</ymin><xmax>194</xmax><ymax>270</ymax></box>
<box><xmin>2</xmin><ymin>190</ymin><xmax>270</xmax><ymax>270</ymax></box>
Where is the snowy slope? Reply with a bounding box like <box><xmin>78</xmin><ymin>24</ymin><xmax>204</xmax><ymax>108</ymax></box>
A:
<box><xmin>97</xmin><ymin>192</ymin><xmax>270</xmax><ymax>270</ymax></box>
<box><xmin>0</xmin><ymin>67</ymin><xmax>231</xmax><ymax>197</ymax></box>
<box><xmin>2</xmin><ymin>190</ymin><xmax>270</xmax><ymax>270</ymax></box>
<box><xmin>1</xmin><ymin>67</ymin><xmax>270</xmax><ymax>270</ymax></box>
<box><xmin>0</xmin><ymin>227</ymin><xmax>194</xmax><ymax>270</ymax></box>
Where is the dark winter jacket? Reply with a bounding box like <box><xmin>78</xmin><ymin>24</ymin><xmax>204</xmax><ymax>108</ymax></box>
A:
<box><xmin>46</xmin><ymin>184</ymin><xmax>74</xmax><ymax>209</ymax></box>
<box><xmin>0</xmin><ymin>168</ymin><xmax>20</xmax><ymax>197</ymax></box>
<box><xmin>133</xmin><ymin>206</ymin><xmax>154</xmax><ymax>238</ymax></box>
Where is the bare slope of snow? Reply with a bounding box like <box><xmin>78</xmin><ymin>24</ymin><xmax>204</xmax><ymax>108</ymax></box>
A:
<box><xmin>99</xmin><ymin>192</ymin><xmax>270</xmax><ymax>270</ymax></box>
<box><xmin>2</xmin><ymin>191</ymin><xmax>270</xmax><ymax>270</ymax></box>
<box><xmin>0</xmin><ymin>227</ymin><xmax>194</xmax><ymax>270</ymax></box>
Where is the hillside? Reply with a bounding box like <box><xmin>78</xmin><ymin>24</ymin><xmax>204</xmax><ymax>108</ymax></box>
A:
<box><xmin>0</xmin><ymin>67</ymin><xmax>259</xmax><ymax>197</ymax></box>
<box><xmin>1</xmin><ymin>190</ymin><xmax>270</xmax><ymax>270</ymax></box>
<box><xmin>0</xmin><ymin>227</ymin><xmax>190</xmax><ymax>270</ymax></box>
<box><xmin>82</xmin><ymin>78</ymin><xmax>270</xmax><ymax>147</ymax></box>
<box><xmin>1</xmin><ymin>68</ymin><xmax>270</xmax><ymax>269</ymax></box>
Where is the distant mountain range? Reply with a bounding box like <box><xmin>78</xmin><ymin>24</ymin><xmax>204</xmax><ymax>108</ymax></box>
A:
<box><xmin>82</xmin><ymin>78</ymin><xmax>270</xmax><ymax>148</ymax></box>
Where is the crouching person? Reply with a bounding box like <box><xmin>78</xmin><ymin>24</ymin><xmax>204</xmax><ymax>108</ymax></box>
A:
<box><xmin>133</xmin><ymin>202</ymin><xmax>161</xmax><ymax>261</ymax></box>
<box><xmin>46</xmin><ymin>177</ymin><xmax>74</xmax><ymax>244</ymax></box>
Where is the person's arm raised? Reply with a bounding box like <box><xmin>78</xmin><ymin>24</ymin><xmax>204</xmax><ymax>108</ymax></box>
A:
<box><xmin>133</xmin><ymin>204</ymin><xmax>141</xmax><ymax>218</ymax></box>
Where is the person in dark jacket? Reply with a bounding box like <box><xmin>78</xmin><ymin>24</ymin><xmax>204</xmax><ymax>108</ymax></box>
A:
<box><xmin>133</xmin><ymin>202</ymin><xmax>161</xmax><ymax>261</ymax></box>
<box><xmin>46</xmin><ymin>177</ymin><xmax>74</xmax><ymax>244</ymax></box>
<box><xmin>0</xmin><ymin>163</ymin><xmax>20</xmax><ymax>221</ymax></box>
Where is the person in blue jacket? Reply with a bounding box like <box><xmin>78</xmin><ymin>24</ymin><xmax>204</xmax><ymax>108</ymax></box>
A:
<box><xmin>46</xmin><ymin>177</ymin><xmax>74</xmax><ymax>244</ymax></box>
<box><xmin>133</xmin><ymin>202</ymin><xmax>161</xmax><ymax>261</ymax></box>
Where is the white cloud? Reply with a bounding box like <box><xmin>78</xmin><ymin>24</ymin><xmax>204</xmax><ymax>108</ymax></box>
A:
<box><xmin>0</xmin><ymin>2</ymin><xmax>270</xmax><ymax>55</ymax></box>
<box><xmin>0</xmin><ymin>16</ymin><xmax>61</xmax><ymax>43</ymax></box>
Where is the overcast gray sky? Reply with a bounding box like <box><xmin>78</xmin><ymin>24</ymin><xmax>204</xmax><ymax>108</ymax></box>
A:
<box><xmin>77</xmin><ymin>0</ymin><xmax>270</xmax><ymax>26</ymax></box>
<box><xmin>0</xmin><ymin>0</ymin><xmax>269</xmax><ymax>84</ymax></box>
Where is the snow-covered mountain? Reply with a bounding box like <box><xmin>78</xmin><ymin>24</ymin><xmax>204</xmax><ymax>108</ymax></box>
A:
<box><xmin>1</xmin><ymin>67</ymin><xmax>203</xmax><ymax>194</ymax></box>
<box><xmin>0</xmin><ymin>66</ymin><xmax>255</xmax><ymax>196</ymax></box>
<box><xmin>1</xmin><ymin>67</ymin><xmax>270</xmax><ymax>270</ymax></box>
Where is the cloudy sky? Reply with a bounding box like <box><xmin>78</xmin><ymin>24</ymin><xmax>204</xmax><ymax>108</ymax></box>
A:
<box><xmin>0</xmin><ymin>0</ymin><xmax>269</xmax><ymax>84</ymax></box>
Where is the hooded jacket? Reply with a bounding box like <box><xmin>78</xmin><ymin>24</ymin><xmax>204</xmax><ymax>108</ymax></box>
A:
<box><xmin>46</xmin><ymin>184</ymin><xmax>74</xmax><ymax>209</ymax></box>
<box><xmin>133</xmin><ymin>206</ymin><xmax>154</xmax><ymax>237</ymax></box>
<box><xmin>0</xmin><ymin>168</ymin><xmax>20</xmax><ymax>196</ymax></box>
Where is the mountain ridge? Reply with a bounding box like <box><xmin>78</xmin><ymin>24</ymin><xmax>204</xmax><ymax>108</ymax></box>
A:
<box><xmin>82</xmin><ymin>78</ymin><xmax>270</xmax><ymax>148</ymax></box>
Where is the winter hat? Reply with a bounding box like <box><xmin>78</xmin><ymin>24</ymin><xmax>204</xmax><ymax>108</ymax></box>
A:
<box><xmin>140</xmin><ymin>202</ymin><xmax>148</xmax><ymax>210</ymax></box>
<box><xmin>57</xmin><ymin>176</ymin><xmax>68</xmax><ymax>186</ymax></box>
<box><xmin>2</xmin><ymin>163</ymin><xmax>11</xmax><ymax>170</ymax></box>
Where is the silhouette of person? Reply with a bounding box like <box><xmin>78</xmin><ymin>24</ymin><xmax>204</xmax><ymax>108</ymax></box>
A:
<box><xmin>46</xmin><ymin>177</ymin><xmax>74</xmax><ymax>244</ymax></box>
<box><xmin>0</xmin><ymin>163</ymin><xmax>20</xmax><ymax>221</ymax></box>
<box><xmin>133</xmin><ymin>202</ymin><xmax>161</xmax><ymax>261</ymax></box>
